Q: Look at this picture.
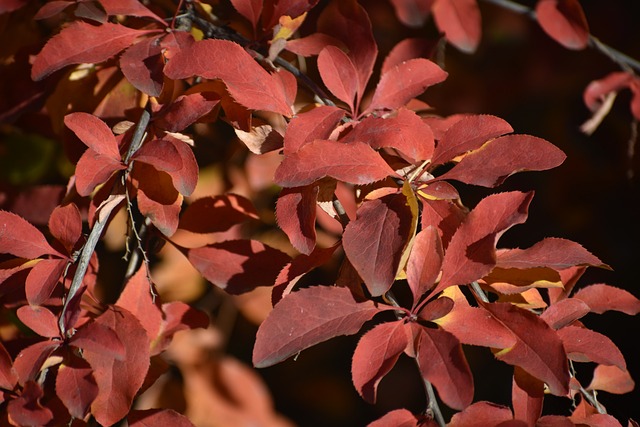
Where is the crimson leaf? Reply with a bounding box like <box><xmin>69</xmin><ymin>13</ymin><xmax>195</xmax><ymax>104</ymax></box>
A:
<box><xmin>253</xmin><ymin>286</ymin><xmax>389</xmax><ymax>368</ymax></box>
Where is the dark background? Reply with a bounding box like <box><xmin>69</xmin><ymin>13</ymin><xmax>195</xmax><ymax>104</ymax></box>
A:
<box><xmin>244</xmin><ymin>1</ymin><xmax>640</xmax><ymax>425</ymax></box>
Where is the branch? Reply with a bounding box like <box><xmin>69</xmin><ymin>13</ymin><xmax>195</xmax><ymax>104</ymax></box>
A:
<box><xmin>58</xmin><ymin>110</ymin><xmax>151</xmax><ymax>336</ymax></box>
<box><xmin>481</xmin><ymin>0</ymin><xmax>640</xmax><ymax>74</ymax></box>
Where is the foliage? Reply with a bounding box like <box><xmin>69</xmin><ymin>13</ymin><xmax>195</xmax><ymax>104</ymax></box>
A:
<box><xmin>0</xmin><ymin>0</ymin><xmax>639</xmax><ymax>426</ymax></box>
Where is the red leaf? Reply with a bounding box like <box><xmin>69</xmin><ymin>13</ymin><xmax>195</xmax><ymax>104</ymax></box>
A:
<box><xmin>583</xmin><ymin>72</ymin><xmax>633</xmax><ymax>112</ymax></box>
<box><xmin>536</xmin><ymin>416</ymin><xmax>575</xmax><ymax>427</ymax></box>
<box><xmin>572</xmin><ymin>284</ymin><xmax>640</xmax><ymax>315</ymax></box>
<box><xmin>16</xmin><ymin>305</ymin><xmax>59</xmax><ymax>338</ymax></box>
<box><xmin>388</xmin><ymin>0</ymin><xmax>433</xmax><ymax>28</ymax></box>
<box><xmin>186</xmin><ymin>239</ymin><xmax>291</xmax><ymax>294</ymax></box>
<box><xmin>115</xmin><ymin>267</ymin><xmax>162</xmax><ymax>345</ymax></box>
<box><xmin>587</xmin><ymin>364</ymin><xmax>635</xmax><ymax>395</ymax></box>
<box><xmin>317</xmin><ymin>0</ymin><xmax>377</xmax><ymax>105</ymax></box>
<box><xmin>484</xmin><ymin>302</ymin><xmax>570</xmax><ymax>396</ymax></box>
<box><xmin>449</xmin><ymin>401</ymin><xmax>513</xmax><ymax>427</ymax></box>
<box><xmin>418</xmin><ymin>296</ymin><xmax>454</xmax><ymax>321</ymax></box>
<box><xmin>120</xmin><ymin>35</ymin><xmax>164</xmax><ymax>97</ymax></box>
<box><xmin>230</xmin><ymin>0</ymin><xmax>263</xmax><ymax>31</ymax></box>
<box><xmin>407</xmin><ymin>226</ymin><xmax>443</xmax><ymax>303</ymax></box>
<box><xmin>253</xmin><ymin>286</ymin><xmax>388</xmax><ymax>368</ymax></box>
<box><xmin>128</xmin><ymin>409</ymin><xmax>196</xmax><ymax>427</ymax></box>
<box><xmin>98</xmin><ymin>0</ymin><xmax>166</xmax><ymax>25</ymax></box>
<box><xmin>13</xmin><ymin>341</ymin><xmax>60</xmax><ymax>385</ymax></box>
<box><xmin>318</xmin><ymin>45</ymin><xmax>359</xmax><ymax>113</ymax></box>
<box><xmin>437</xmin><ymin>134</ymin><xmax>566</xmax><ymax>187</ymax></box>
<box><xmin>437</xmin><ymin>191</ymin><xmax>533</xmax><ymax>293</ymax></box>
<box><xmin>276</xmin><ymin>185</ymin><xmax>319</xmax><ymax>255</ymax></box>
<box><xmin>273</xmin><ymin>243</ymin><xmax>341</xmax><ymax>304</ymax></box>
<box><xmin>431</xmin><ymin>114</ymin><xmax>513</xmax><ymax>167</ymax></box>
<box><xmin>35</xmin><ymin>1</ymin><xmax>73</xmax><ymax>20</ymax></box>
<box><xmin>368</xmin><ymin>408</ymin><xmax>419</xmax><ymax>427</ymax></box>
<box><xmin>133</xmin><ymin>138</ymin><xmax>183</xmax><ymax>174</ymax></box>
<box><xmin>179</xmin><ymin>194</ymin><xmax>259</xmax><ymax>234</ymax></box>
<box><xmin>558</xmin><ymin>325</ymin><xmax>626</xmax><ymax>369</ymax></box>
<box><xmin>364</xmin><ymin>59</ymin><xmax>447</xmax><ymax>114</ymax></box>
<box><xmin>536</xmin><ymin>0</ymin><xmax>589</xmax><ymax>50</ymax></box>
<box><xmin>540</xmin><ymin>298</ymin><xmax>590</xmax><ymax>330</ymax></box>
<box><xmin>283</xmin><ymin>105</ymin><xmax>346</xmax><ymax>155</ymax></box>
<box><xmin>25</xmin><ymin>258</ymin><xmax>66</xmax><ymax>305</ymax></box>
<box><xmin>352</xmin><ymin>320</ymin><xmax>409</xmax><ymax>403</ymax></box>
<box><xmin>6</xmin><ymin>381</ymin><xmax>53</xmax><ymax>427</ymax></box>
<box><xmin>0</xmin><ymin>211</ymin><xmax>60</xmax><ymax>258</ymax></box>
<box><xmin>435</xmin><ymin>287</ymin><xmax>515</xmax><ymax>348</ymax></box>
<box><xmin>32</xmin><ymin>21</ymin><xmax>155</xmax><ymax>80</ymax></box>
<box><xmin>56</xmin><ymin>357</ymin><xmax>98</xmax><ymax>419</ymax></box>
<box><xmin>154</xmin><ymin>302</ymin><xmax>209</xmax><ymax>354</ymax></box>
<box><xmin>344</xmin><ymin>109</ymin><xmax>435</xmax><ymax>162</ymax></box>
<box><xmin>285</xmin><ymin>33</ymin><xmax>345</xmax><ymax>57</ymax></box>
<box><xmin>64</xmin><ymin>112</ymin><xmax>121</xmax><ymax>156</ymax></box>
<box><xmin>71</xmin><ymin>321</ymin><xmax>126</xmax><ymax>360</ymax></box>
<box><xmin>274</xmin><ymin>140</ymin><xmax>396</xmax><ymax>187</ymax></box>
<box><xmin>154</xmin><ymin>92</ymin><xmax>221</xmax><ymax>132</ymax></box>
<box><xmin>382</xmin><ymin>38</ymin><xmax>437</xmax><ymax>74</ymax></box>
<box><xmin>132</xmin><ymin>162</ymin><xmax>182</xmax><ymax>236</ymax></box>
<box><xmin>0</xmin><ymin>342</ymin><xmax>18</xmax><ymax>390</ymax></box>
<box><xmin>343</xmin><ymin>192</ymin><xmax>415</xmax><ymax>296</ymax></box>
<box><xmin>432</xmin><ymin>0</ymin><xmax>481</xmax><ymax>53</ymax></box>
<box><xmin>48</xmin><ymin>203</ymin><xmax>82</xmax><ymax>255</ymax></box>
<box><xmin>512</xmin><ymin>367</ymin><xmax>544</xmax><ymax>426</ymax></box>
<box><xmin>164</xmin><ymin>135</ymin><xmax>199</xmax><ymax>196</ymax></box>
<box><xmin>83</xmin><ymin>307</ymin><xmax>150</xmax><ymax>426</ymax></box>
<box><xmin>412</xmin><ymin>323</ymin><xmax>474</xmax><ymax>410</ymax></box>
<box><xmin>419</xmin><ymin>198</ymin><xmax>466</xmax><ymax>248</ymax></box>
<box><xmin>496</xmin><ymin>238</ymin><xmax>607</xmax><ymax>270</ymax></box>
<box><xmin>163</xmin><ymin>39</ymin><xmax>292</xmax><ymax>116</ymax></box>
<box><xmin>0</xmin><ymin>0</ymin><xmax>29</xmax><ymax>14</ymax></box>
<box><xmin>75</xmin><ymin>148</ymin><xmax>127</xmax><ymax>197</ymax></box>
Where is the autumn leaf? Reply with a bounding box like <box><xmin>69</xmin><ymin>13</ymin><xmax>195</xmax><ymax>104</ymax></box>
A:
<box><xmin>276</xmin><ymin>185</ymin><xmax>320</xmax><ymax>255</ymax></box>
<box><xmin>484</xmin><ymin>302</ymin><xmax>570</xmax><ymax>396</ymax></box>
<box><xmin>253</xmin><ymin>286</ymin><xmax>390</xmax><ymax>368</ymax></box>
<box><xmin>128</xmin><ymin>409</ymin><xmax>196</xmax><ymax>427</ymax></box>
<box><xmin>0</xmin><ymin>211</ymin><xmax>61</xmax><ymax>258</ymax></box>
<box><xmin>436</xmin><ymin>134</ymin><xmax>566</xmax><ymax>187</ymax></box>
<box><xmin>496</xmin><ymin>238</ymin><xmax>608</xmax><ymax>270</ymax></box>
<box><xmin>318</xmin><ymin>45</ymin><xmax>359</xmax><ymax>113</ymax></box>
<box><xmin>32</xmin><ymin>21</ymin><xmax>157</xmax><ymax>80</ymax></box>
<box><xmin>536</xmin><ymin>0</ymin><xmax>589</xmax><ymax>50</ymax></box>
<box><xmin>572</xmin><ymin>284</ymin><xmax>640</xmax><ymax>315</ymax></box>
<box><xmin>437</xmin><ymin>191</ymin><xmax>533</xmax><ymax>293</ymax></box>
<box><xmin>448</xmin><ymin>401</ymin><xmax>514</xmax><ymax>427</ymax></box>
<box><xmin>364</xmin><ymin>59</ymin><xmax>447</xmax><ymax>114</ymax></box>
<box><xmin>412</xmin><ymin>323</ymin><xmax>474</xmax><ymax>410</ymax></box>
<box><xmin>274</xmin><ymin>140</ymin><xmax>396</xmax><ymax>187</ymax></box>
<box><xmin>343</xmin><ymin>191</ymin><xmax>415</xmax><ymax>296</ymax></box>
<box><xmin>283</xmin><ymin>105</ymin><xmax>346</xmax><ymax>155</ymax></box>
<box><xmin>186</xmin><ymin>239</ymin><xmax>291</xmax><ymax>294</ymax></box>
<box><xmin>368</xmin><ymin>408</ymin><xmax>420</xmax><ymax>427</ymax></box>
<box><xmin>431</xmin><ymin>114</ymin><xmax>513</xmax><ymax>167</ymax></box>
<box><xmin>352</xmin><ymin>320</ymin><xmax>409</xmax><ymax>403</ymax></box>
<box><xmin>163</xmin><ymin>39</ymin><xmax>293</xmax><ymax>116</ymax></box>
<box><xmin>432</xmin><ymin>0</ymin><xmax>482</xmax><ymax>53</ymax></box>
<box><xmin>84</xmin><ymin>307</ymin><xmax>150</xmax><ymax>426</ymax></box>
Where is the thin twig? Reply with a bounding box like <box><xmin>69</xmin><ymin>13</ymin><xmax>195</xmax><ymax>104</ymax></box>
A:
<box><xmin>470</xmin><ymin>281</ymin><xmax>490</xmax><ymax>303</ymax></box>
<box><xmin>58</xmin><ymin>110</ymin><xmax>152</xmax><ymax>336</ymax></box>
